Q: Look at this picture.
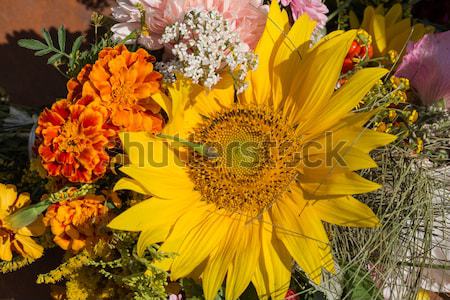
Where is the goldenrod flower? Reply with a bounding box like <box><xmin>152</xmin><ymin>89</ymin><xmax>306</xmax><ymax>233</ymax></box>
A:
<box><xmin>109</xmin><ymin>3</ymin><xmax>396</xmax><ymax>299</ymax></box>
<box><xmin>350</xmin><ymin>4</ymin><xmax>434</xmax><ymax>57</ymax></box>
<box><xmin>81</xmin><ymin>44</ymin><xmax>164</xmax><ymax>133</ymax></box>
<box><xmin>0</xmin><ymin>183</ymin><xmax>45</xmax><ymax>261</ymax></box>
<box><xmin>43</xmin><ymin>195</ymin><xmax>110</xmax><ymax>252</ymax></box>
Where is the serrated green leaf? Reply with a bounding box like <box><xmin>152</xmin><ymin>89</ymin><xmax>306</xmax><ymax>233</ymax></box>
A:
<box><xmin>17</xmin><ymin>39</ymin><xmax>47</xmax><ymax>50</ymax></box>
<box><xmin>34</xmin><ymin>48</ymin><xmax>53</xmax><ymax>56</ymax></box>
<box><xmin>42</xmin><ymin>28</ymin><xmax>53</xmax><ymax>47</ymax></box>
<box><xmin>58</xmin><ymin>25</ymin><xmax>66</xmax><ymax>51</ymax></box>
<box><xmin>47</xmin><ymin>53</ymin><xmax>63</xmax><ymax>64</ymax></box>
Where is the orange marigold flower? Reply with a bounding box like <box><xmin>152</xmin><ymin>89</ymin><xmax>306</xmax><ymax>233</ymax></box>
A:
<box><xmin>36</xmin><ymin>97</ymin><xmax>115</xmax><ymax>183</ymax></box>
<box><xmin>43</xmin><ymin>195</ymin><xmax>110</xmax><ymax>252</ymax></box>
<box><xmin>81</xmin><ymin>44</ymin><xmax>164</xmax><ymax>132</ymax></box>
<box><xmin>0</xmin><ymin>183</ymin><xmax>45</xmax><ymax>261</ymax></box>
<box><xmin>67</xmin><ymin>64</ymin><xmax>92</xmax><ymax>102</ymax></box>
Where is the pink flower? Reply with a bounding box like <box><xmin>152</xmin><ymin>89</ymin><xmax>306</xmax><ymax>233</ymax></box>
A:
<box><xmin>396</xmin><ymin>31</ymin><xmax>450</xmax><ymax>108</ymax></box>
<box><xmin>111</xmin><ymin>0</ymin><xmax>268</xmax><ymax>50</ymax></box>
<box><xmin>280</xmin><ymin>0</ymin><xmax>328</xmax><ymax>29</ymax></box>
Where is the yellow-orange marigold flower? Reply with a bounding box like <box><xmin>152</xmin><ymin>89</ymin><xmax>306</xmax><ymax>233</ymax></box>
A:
<box><xmin>36</xmin><ymin>97</ymin><xmax>115</xmax><ymax>183</ymax></box>
<box><xmin>0</xmin><ymin>183</ymin><xmax>45</xmax><ymax>261</ymax></box>
<box><xmin>67</xmin><ymin>64</ymin><xmax>92</xmax><ymax>102</ymax></box>
<box><xmin>43</xmin><ymin>195</ymin><xmax>110</xmax><ymax>252</ymax></box>
<box><xmin>79</xmin><ymin>44</ymin><xmax>164</xmax><ymax>132</ymax></box>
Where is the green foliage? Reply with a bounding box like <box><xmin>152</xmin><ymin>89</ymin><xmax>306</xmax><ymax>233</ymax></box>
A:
<box><xmin>86</xmin><ymin>232</ymin><xmax>172</xmax><ymax>300</ymax></box>
<box><xmin>342</xmin><ymin>265</ymin><xmax>383</xmax><ymax>300</ymax></box>
<box><xmin>18</xmin><ymin>26</ymin><xmax>73</xmax><ymax>66</ymax></box>
<box><xmin>17</xmin><ymin>24</ymin><xmax>115</xmax><ymax>78</ymax></box>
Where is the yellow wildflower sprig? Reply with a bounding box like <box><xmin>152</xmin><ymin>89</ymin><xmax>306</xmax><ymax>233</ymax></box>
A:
<box><xmin>0</xmin><ymin>256</ymin><xmax>35</xmax><ymax>273</ymax></box>
<box><xmin>6</xmin><ymin>184</ymin><xmax>95</xmax><ymax>230</ymax></box>
<box><xmin>37</xmin><ymin>250</ymin><xmax>90</xmax><ymax>284</ymax></box>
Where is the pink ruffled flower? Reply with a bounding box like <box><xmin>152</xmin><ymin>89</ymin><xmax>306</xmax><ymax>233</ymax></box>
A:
<box><xmin>111</xmin><ymin>0</ymin><xmax>268</xmax><ymax>50</ymax></box>
<box><xmin>280</xmin><ymin>0</ymin><xmax>328</xmax><ymax>29</ymax></box>
<box><xmin>396</xmin><ymin>31</ymin><xmax>450</xmax><ymax>108</ymax></box>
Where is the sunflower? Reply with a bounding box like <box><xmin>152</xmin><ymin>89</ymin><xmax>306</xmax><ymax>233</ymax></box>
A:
<box><xmin>0</xmin><ymin>183</ymin><xmax>45</xmax><ymax>261</ymax></box>
<box><xmin>81</xmin><ymin>44</ymin><xmax>164</xmax><ymax>133</ymax></box>
<box><xmin>109</xmin><ymin>2</ymin><xmax>396</xmax><ymax>299</ymax></box>
<box><xmin>350</xmin><ymin>4</ymin><xmax>434</xmax><ymax>57</ymax></box>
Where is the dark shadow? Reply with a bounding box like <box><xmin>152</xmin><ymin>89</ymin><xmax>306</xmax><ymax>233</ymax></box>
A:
<box><xmin>0</xmin><ymin>27</ymin><xmax>99</xmax><ymax>107</ymax></box>
<box><xmin>76</xmin><ymin>0</ymin><xmax>112</xmax><ymax>10</ymax></box>
<box><xmin>411</xmin><ymin>0</ymin><xmax>450</xmax><ymax>31</ymax></box>
<box><xmin>0</xmin><ymin>247</ymin><xmax>64</xmax><ymax>300</ymax></box>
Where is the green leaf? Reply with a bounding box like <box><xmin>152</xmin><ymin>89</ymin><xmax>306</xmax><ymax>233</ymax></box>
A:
<box><xmin>71</xmin><ymin>35</ymin><xmax>83</xmax><ymax>55</ymax></box>
<box><xmin>343</xmin><ymin>265</ymin><xmax>383</xmax><ymax>300</ymax></box>
<box><xmin>69</xmin><ymin>35</ymin><xmax>84</xmax><ymax>69</ymax></box>
<box><xmin>42</xmin><ymin>28</ymin><xmax>53</xmax><ymax>47</ymax></box>
<box><xmin>58</xmin><ymin>25</ymin><xmax>66</xmax><ymax>51</ymax></box>
<box><xmin>34</xmin><ymin>48</ymin><xmax>53</xmax><ymax>56</ymax></box>
<box><xmin>47</xmin><ymin>53</ymin><xmax>64</xmax><ymax>64</ymax></box>
<box><xmin>17</xmin><ymin>39</ymin><xmax>47</xmax><ymax>50</ymax></box>
<box><xmin>5</xmin><ymin>200</ymin><xmax>51</xmax><ymax>229</ymax></box>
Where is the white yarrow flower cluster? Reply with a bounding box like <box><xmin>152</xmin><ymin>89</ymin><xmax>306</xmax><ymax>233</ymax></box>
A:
<box><xmin>156</xmin><ymin>9</ymin><xmax>258</xmax><ymax>93</ymax></box>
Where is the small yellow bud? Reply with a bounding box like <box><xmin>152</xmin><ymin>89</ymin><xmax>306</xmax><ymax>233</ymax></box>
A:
<box><xmin>408</xmin><ymin>110</ymin><xmax>418</xmax><ymax>124</ymax></box>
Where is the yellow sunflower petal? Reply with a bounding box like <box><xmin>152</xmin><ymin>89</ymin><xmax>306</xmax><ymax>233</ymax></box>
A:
<box><xmin>371</xmin><ymin>14</ymin><xmax>387</xmax><ymax>55</ymax></box>
<box><xmin>313</xmin><ymin>195</ymin><xmax>380</xmax><ymax>227</ymax></box>
<box><xmin>191</xmin><ymin>72</ymin><xmax>234</xmax><ymax>116</ymax></box>
<box><xmin>252</xmin><ymin>212</ymin><xmax>292</xmax><ymax>300</ymax></box>
<box><xmin>411</xmin><ymin>23</ymin><xmax>426</xmax><ymax>42</ymax></box>
<box><xmin>286</xmin><ymin>189</ymin><xmax>335</xmax><ymax>273</ymax></box>
<box><xmin>154</xmin><ymin>203</ymin><xmax>214</xmax><ymax>271</ymax></box>
<box><xmin>151</xmin><ymin>92</ymin><xmax>172</xmax><ymax>119</ymax></box>
<box><xmin>137</xmin><ymin>225</ymin><xmax>171</xmax><ymax>256</ymax></box>
<box><xmin>386</xmin><ymin>18</ymin><xmax>411</xmax><ymax>41</ymax></box>
<box><xmin>349</xmin><ymin>10</ymin><xmax>360</xmax><ymax>29</ymax></box>
<box><xmin>272</xmin><ymin>14</ymin><xmax>316</xmax><ymax>110</ymax></box>
<box><xmin>171</xmin><ymin>213</ymin><xmax>232</xmax><ymax>279</ymax></box>
<box><xmin>108</xmin><ymin>195</ymin><xmax>200</xmax><ymax>232</ymax></box>
<box><xmin>385</xmin><ymin>3</ymin><xmax>402</xmax><ymax>27</ymax></box>
<box><xmin>297</xmin><ymin>67</ymin><xmax>388</xmax><ymax>136</ymax></box>
<box><xmin>361</xmin><ymin>6</ymin><xmax>375</xmax><ymax>30</ymax></box>
<box><xmin>113</xmin><ymin>177</ymin><xmax>150</xmax><ymax>194</ymax></box>
<box><xmin>272</xmin><ymin>199</ymin><xmax>323</xmax><ymax>284</ymax></box>
<box><xmin>251</xmin><ymin>0</ymin><xmax>289</xmax><ymax>106</ymax></box>
<box><xmin>119</xmin><ymin>165</ymin><xmax>193</xmax><ymax>199</ymax></box>
<box><xmin>202</xmin><ymin>219</ymin><xmax>240</xmax><ymax>300</ymax></box>
<box><xmin>225</xmin><ymin>219</ymin><xmax>261</xmax><ymax>300</ymax></box>
<box><xmin>163</xmin><ymin>77</ymin><xmax>197</xmax><ymax>136</ymax></box>
<box><xmin>300</xmin><ymin>168</ymin><xmax>382</xmax><ymax>196</ymax></box>
<box><xmin>119</xmin><ymin>131</ymin><xmax>183</xmax><ymax>168</ymax></box>
<box><xmin>287</xmin><ymin>30</ymin><xmax>356</xmax><ymax>124</ymax></box>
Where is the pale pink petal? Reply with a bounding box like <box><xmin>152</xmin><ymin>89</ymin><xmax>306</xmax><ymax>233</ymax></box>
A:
<box><xmin>396</xmin><ymin>31</ymin><xmax>450</xmax><ymax>108</ymax></box>
<box><xmin>280</xmin><ymin>0</ymin><xmax>329</xmax><ymax>29</ymax></box>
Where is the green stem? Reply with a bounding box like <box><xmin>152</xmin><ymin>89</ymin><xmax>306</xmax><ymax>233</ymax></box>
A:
<box><xmin>156</xmin><ymin>133</ymin><xmax>218</xmax><ymax>158</ymax></box>
<box><xmin>50</xmin><ymin>46</ymin><xmax>71</xmax><ymax>59</ymax></box>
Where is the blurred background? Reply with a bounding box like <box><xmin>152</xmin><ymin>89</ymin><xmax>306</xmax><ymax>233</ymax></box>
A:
<box><xmin>0</xmin><ymin>0</ymin><xmax>112</xmax><ymax>107</ymax></box>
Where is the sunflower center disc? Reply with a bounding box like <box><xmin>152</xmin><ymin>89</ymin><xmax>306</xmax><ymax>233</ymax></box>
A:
<box><xmin>188</xmin><ymin>106</ymin><xmax>300</xmax><ymax>216</ymax></box>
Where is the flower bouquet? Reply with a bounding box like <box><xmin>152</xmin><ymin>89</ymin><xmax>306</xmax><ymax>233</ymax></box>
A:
<box><xmin>0</xmin><ymin>0</ymin><xmax>448</xmax><ymax>299</ymax></box>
